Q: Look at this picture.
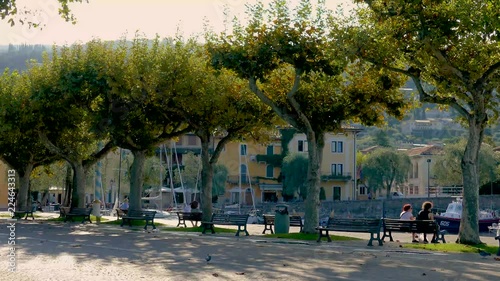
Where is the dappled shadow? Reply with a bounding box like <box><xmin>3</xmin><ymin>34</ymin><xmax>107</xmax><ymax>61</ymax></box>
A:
<box><xmin>1</xmin><ymin>220</ymin><xmax>500</xmax><ymax>280</ymax></box>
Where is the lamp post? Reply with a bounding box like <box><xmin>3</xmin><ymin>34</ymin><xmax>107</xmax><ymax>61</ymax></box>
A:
<box><xmin>426</xmin><ymin>159</ymin><xmax>431</xmax><ymax>198</ymax></box>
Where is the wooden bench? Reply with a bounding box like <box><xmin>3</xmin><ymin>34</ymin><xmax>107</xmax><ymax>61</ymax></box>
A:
<box><xmin>64</xmin><ymin>208</ymin><xmax>92</xmax><ymax>223</ymax></box>
<box><xmin>290</xmin><ymin>215</ymin><xmax>303</xmax><ymax>232</ymax></box>
<box><xmin>176</xmin><ymin>212</ymin><xmax>203</xmax><ymax>227</ymax></box>
<box><xmin>262</xmin><ymin>214</ymin><xmax>275</xmax><ymax>234</ymax></box>
<box><xmin>202</xmin><ymin>213</ymin><xmax>249</xmax><ymax>236</ymax></box>
<box><xmin>382</xmin><ymin>218</ymin><xmax>446</xmax><ymax>243</ymax></box>
<box><xmin>120</xmin><ymin>210</ymin><xmax>156</xmax><ymax>230</ymax></box>
<box><xmin>13</xmin><ymin>205</ymin><xmax>37</xmax><ymax>220</ymax></box>
<box><xmin>316</xmin><ymin>217</ymin><xmax>383</xmax><ymax>246</ymax></box>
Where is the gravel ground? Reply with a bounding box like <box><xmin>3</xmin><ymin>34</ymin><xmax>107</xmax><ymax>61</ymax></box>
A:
<box><xmin>0</xmin><ymin>212</ymin><xmax>499</xmax><ymax>281</ymax></box>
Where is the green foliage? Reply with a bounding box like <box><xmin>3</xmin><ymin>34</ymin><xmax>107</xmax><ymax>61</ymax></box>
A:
<box><xmin>256</xmin><ymin>154</ymin><xmax>283</xmax><ymax>167</ymax></box>
<box><xmin>282</xmin><ymin>153</ymin><xmax>309</xmax><ymax>199</ymax></box>
<box><xmin>434</xmin><ymin>139</ymin><xmax>500</xmax><ymax>187</ymax></box>
<box><xmin>374</xmin><ymin>129</ymin><xmax>391</xmax><ymax>147</ymax></box>
<box><xmin>362</xmin><ymin>148</ymin><xmax>411</xmax><ymax>198</ymax></box>
<box><xmin>30</xmin><ymin>161</ymin><xmax>67</xmax><ymax>192</ymax></box>
<box><xmin>1</xmin><ymin>0</ymin><xmax>86</xmax><ymax>27</ymax></box>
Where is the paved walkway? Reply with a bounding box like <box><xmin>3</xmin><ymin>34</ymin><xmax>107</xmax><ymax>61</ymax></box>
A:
<box><xmin>0</xmin><ymin>211</ymin><xmax>499</xmax><ymax>281</ymax></box>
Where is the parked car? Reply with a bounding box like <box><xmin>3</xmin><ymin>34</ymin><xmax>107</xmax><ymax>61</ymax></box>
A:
<box><xmin>391</xmin><ymin>191</ymin><xmax>404</xmax><ymax>198</ymax></box>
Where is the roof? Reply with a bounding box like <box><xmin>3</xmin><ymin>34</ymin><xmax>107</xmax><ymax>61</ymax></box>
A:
<box><xmin>406</xmin><ymin>145</ymin><xmax>443</xmax><ymax>157</ymax></box>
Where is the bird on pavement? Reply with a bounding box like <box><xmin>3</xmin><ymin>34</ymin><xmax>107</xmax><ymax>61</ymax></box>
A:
<box><xmin>478</xmin><ymin>249</ymin><xmax>491</xmax><ymax>258</ymax></box>
<box><xmin>206</xmin><ymin>254</ymin><xmax>212</xmax><ymax>263</ymax></box>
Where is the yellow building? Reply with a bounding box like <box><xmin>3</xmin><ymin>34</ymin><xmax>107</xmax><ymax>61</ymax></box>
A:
<box><xmin>168</xmin><ymin>129</ymin><xmax>361</xmax><ymax>205</ymax></box>
<box><xmin>0</xmin><ymin>160</ymin><xmax>10</xmax><ymax>209</ymax></box>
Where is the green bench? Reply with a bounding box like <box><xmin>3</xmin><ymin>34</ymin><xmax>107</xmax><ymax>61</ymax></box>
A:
<box><xmin>12</xmin><ymin>205</ymin><xmax>37</xmax><ymax>220</ymax></box>
<box><xmin>64</xmin><ymin>208</ymin><xmax>92</xmax><ymax>223</ymax></box>
<box><xmin>382</xmin><ymin>218</ymin><xmax>446</xmax><ymax>243</ymax></box>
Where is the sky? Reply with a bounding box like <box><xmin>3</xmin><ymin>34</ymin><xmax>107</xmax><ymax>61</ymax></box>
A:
<box><xmin>0</xmin><ymin>0</ymin><xmax>349</xmax><ymax>46</ymax></box>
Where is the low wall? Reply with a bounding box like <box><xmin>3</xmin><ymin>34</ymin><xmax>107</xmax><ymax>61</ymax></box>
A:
<box><xmin>253</xmin><ymin>195</ymin><xmax>500</xmax><ymax>219</ymax></box>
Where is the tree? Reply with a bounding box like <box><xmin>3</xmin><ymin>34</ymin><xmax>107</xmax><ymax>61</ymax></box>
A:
<box><xmin>208</xmin><ymin>0</ymin><xmax>407</xmax><ymax>232</ymax></box>
<box><xmin>348</xmin><ymin>0</ymin><xmax>500</xmax><ymax>244</ymax></box>
<box><xmin>434</xmin><ymin>139</ymin><xmax>500</xmax><ymax>188</ymax></box>
<box><xmin>0</xmin><ymin>70</ymin><xmax>57</xmax><ymax>210</ymax></box>
<box><xmin>319</xmin><ymin>187</ymin><xmax>326</xmax><ymax>201</ymax></box>
<box><xmin>1</xmin><ymin>0</ymin><xmax>86</xmax><ymax>27</ymax></box>
<box><xmin>282</xmin><ymin>152</ymin><xmax>309</xmax><ymax>200</ymax></box>
<box><xmin>99</xmin><ymin>36</ymin><xmax>191</xmax><ymax>211</ymax></box>
<box><xmin>172</xmin><ymin>41</ymin><xmax>277</xmax><ymax>221</ymax></box>
<box><xmin>29</xmin><ymin>41</ymin><xmax>115</xmax><ymax>208</ymax></box>
<box><xmin>362</xmin><ymin>148</ymin><xmax>411</xmax><ymax>199</ymax></box>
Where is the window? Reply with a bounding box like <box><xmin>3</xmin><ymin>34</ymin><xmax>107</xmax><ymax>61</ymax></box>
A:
<box><xmin>331</xmin><ymin>164</ymin><xmax>343</xmax><ymax>176</ymax></box>
<box><xmin>240</xmin><ymin>144</ymin><xmax>247</xmax><ymax>156</ymax></box>
<box><xmin>266</xmin><ymin>145</ymin><xmax>274</xmax><ymax>155</ymax></box>
<box><xmin>298</xmin><ymin>140</ymin><xmax>308</xmax><ymax>152</ymax></box>
<box><xmin>240</xmin><ymin>164</ymin><xmax>248</xmax><ymax>184</ymax></box>
<box><xmin>333</xmin><ymin>186</ymin><xmax>341</xmax><ymax>201</ymax></box>
<box><xmin>359</xmin><ymin>185</ymin><xmax>366</xmax><ymax>195</ymax></box>
<box><xmin>266</xmin><ymin>165</ymin><xmax>274</xmax><ymax>178</ymax></box>
<box><xmin>331</xmin><ymin>141</ymin><xmax>344</xmax><ymax>153</ymax></box>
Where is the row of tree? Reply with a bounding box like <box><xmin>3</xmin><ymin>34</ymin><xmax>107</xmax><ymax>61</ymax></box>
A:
<box><xmin>2</xmin><ymin>0</ymin><xmax>499</xmax><ymax>244</ymax></box>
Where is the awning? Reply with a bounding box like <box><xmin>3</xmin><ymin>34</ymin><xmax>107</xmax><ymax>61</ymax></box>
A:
<box><xmin>229</xmin><ymin>187</ymin><xmax>252</xmax><ymax>193</ymax></box>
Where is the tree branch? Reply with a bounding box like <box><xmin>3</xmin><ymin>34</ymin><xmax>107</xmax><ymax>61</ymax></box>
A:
<box><xmin>83</xmin><ymin>141</ymin><xmax>115</xmax><ymax>168</ymax></box>
<box><xmin>474</xmin><ymin>61</ymin><xmax>500</xmax><ymax>89</ymax></box>
<box><xmin>286</xmin><ymin>68</ymin><xmax>315</xmax><ymax>134</ymax></box>
<box><xmin>38</xmin><ymin>131</ymin><xmax>76</xmax><ymax>163</ymax></box>
<box><xmin>249</xmin><ymin>77</ymin><xmax>299</xmax><ymax>128</ymax></box>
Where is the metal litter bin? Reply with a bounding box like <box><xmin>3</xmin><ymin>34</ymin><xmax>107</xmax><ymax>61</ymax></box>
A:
<box><xmin>274</xmin><ymin>204</ymin><xmax>290</xmax><ymax>234</ymax></box>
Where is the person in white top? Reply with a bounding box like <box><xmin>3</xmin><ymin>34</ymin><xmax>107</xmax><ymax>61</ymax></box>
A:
<box><xmin>400</xmin><ymin>204</ymin><xmax>418</xmax><ymax>243</ymax></box>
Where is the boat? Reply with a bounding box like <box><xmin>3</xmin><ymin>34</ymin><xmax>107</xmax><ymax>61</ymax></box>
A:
<box><xmin>434</xmin><ymin>197</ymin><xmax>499</xmax><ymax>233</ymax></box>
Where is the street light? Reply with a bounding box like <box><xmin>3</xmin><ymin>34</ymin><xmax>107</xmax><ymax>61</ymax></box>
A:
<box><xmin>427</xmin><ymin>159</ymin><xmax>431</xmax><ymax>198</ymax></box>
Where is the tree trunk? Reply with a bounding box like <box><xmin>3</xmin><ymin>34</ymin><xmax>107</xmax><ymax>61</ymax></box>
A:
<box><xmin>129</xmin><ymin>150</ymin><xmax>146</xmax><ymax>211</ymax></box>
<box><xmin>457</xmin><ymin>117</ymin><xmax>484</xmax><ymax>244</ymax></box>
<box><xmin>200</xmin><ymin>138</ymin><xmax>214</xmax><ymax>222</ymax></box>
<box><xmin>63</xmin><ymin>164</ymin><xmax>72</xmax><ymax>207</ymax></box>
<box><xmin>302</xmin><ymin>131</ymin><xmax>324</xmax><ymax>233</ymax></box>
<box><xmin>17</xmin><ymin>163</ymin><xmax>34</xmax><ymax>211</ymax></box>
<box><xmin>71</xmin><ymin>161</ymin><xmax>86</xmax><ymax>208</ymax></box>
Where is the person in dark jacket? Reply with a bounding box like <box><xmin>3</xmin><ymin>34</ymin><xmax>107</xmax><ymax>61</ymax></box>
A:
<box><xmin>417</xmin><ymin>201</ymin><xmax>436</xmax><ymax>243</ymax></box>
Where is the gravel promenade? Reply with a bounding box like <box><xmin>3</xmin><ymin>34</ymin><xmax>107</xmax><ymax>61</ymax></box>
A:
<box><xmin>0</xmin><ymin>211</ymin><xmax>499</xmax><ymax>281</ymax></box>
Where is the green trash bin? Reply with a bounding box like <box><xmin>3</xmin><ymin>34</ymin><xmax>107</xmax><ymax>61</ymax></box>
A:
<box><xmin>274</xmin><ymin>204</ymin><xmax>290</xmax><ymax>234</ymax></box>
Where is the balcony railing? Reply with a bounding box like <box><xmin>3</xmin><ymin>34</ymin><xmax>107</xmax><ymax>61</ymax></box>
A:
<box><xmin>226</xmin><ymin>175</ymin><xmax>260</xmax><ymax>185</ymax></box>
<box><xmin>321</xmin><ymin>172</ymin><xmax>352</xmax><ymax>182</ymax></box>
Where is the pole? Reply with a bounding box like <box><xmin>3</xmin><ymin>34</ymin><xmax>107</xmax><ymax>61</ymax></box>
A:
<box><xmin>117</xmin><ymin>148</ymin><xmax>122</xmax><ymax>203</ymax></box>
<box><xmin>427</xmin><ymin>159</ymin><xmax>431</xmax><ymax>198</ymax></box>
<box><xmin>353</xmin><ymin>131</ymin><xmax>357</xmax><ymax>201</ymax></box>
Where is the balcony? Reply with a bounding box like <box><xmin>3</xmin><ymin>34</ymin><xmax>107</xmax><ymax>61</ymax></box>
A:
<box><xmin>226</xmin><ymin>175</ymin><xmax>260</xmax><ymax>185</ymax></box>
<box><xmin>321</xmin><ymin>172</ymin><xmax>352</xmax><ymax>182</ymax></box>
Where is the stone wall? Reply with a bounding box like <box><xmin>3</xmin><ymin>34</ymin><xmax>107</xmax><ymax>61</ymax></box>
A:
<box><xmin>253</xmin><ymin>195</ymin><xmax>500</xmax><ymax>219</ymax></box>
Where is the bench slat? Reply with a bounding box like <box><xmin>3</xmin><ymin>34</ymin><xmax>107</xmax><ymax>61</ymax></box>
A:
<box><xmin>121</xmin><ymin>210</ymin><xmax>157</xmax><ymax>230</ymax></box>
<box><xmin>202</xmin><ymin>213</ymin><xmax>249</xmax><ymax>236</ymax></box>
<box><xmin>316</xmin><ymin>218</ymin><xmax>382</xmax><ymax>246</ymax></box>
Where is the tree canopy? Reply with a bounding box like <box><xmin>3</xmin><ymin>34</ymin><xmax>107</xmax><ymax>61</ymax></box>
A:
<box><xmin>1</xmin><ymin>0</ymin><xmax>86</xmax><ymax>27</ymax></box>
<box><xmin>362</xmin><ymin>148</ymin><xmax>411</xmax><ymax>198</ymax></box>
<box><xmin>347</xmin><ymin>0</ymin><xmax>500</xmax><ymax>244</ymax></box>
<box><xmin>282</xmin><ymin>152</ymin><xmax>309</xmax><ymax>200</ymax></box>
<box><xmin>207</xmin><ymin>0</ymin><xmax>408</xmax><ymax>232</ymax></box>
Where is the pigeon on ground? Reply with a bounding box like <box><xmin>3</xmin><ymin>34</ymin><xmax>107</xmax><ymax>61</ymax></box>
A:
<box><xmin>206</xmin><ymin>254</ymin><xmax>212</xmax><ymax>263</ymax></box>
<box><xmin>478</xmin><ymin>249</ymin><xmax>491</xmax><ymax>258</ymax></box>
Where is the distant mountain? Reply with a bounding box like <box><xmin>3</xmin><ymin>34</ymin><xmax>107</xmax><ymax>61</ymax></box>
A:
<box><xmin>0</xmin><ymin>44</ymin><xmax>52</xmax><ymax>72</ymax></box>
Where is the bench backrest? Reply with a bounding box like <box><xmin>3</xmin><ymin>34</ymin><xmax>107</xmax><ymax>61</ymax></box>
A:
<box><xmin>383</xmin><ymin>218</ymin><xmax>437</xmax><ymax>233</ymax></box>
<box><xmin>325</xmin><ymin>217</ymin><xmax>381</xmax><ymax>232</ymax></box>
<box><xmin>290</xmin><ymin>215</ymin><xmax>303</xmax><ymax>226</ymax></box>
<box><xmin>69</xmin><ymin>208</ymin><xmax>92</xmax><ymax>215</ymax></box>
<box><xmin>211</xmin><ymin>213</ymin><xmax>249</xmax><ymax>225</ymax></box>
<box><xmin>127</xmin><ymin>210</ymin><xmax>156</xmax><ymax>219</ymax></box>
<box><xmin>177</xmin><ymin>212</ymin><xmax>202</xmax><ymax>220</ymax></box>
<box><xmin>263</xmin><ymin>214</ymin><xmax>275</xmax><ymax>224</ymax></box>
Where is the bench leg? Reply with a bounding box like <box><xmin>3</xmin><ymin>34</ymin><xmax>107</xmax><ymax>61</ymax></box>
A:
<box><xmin>317</xmin><ymin>230</ymin><xmax>331</xmax><ymax>243</ymax></box>
<box><xmin>262</xmin><ymin>224</ymin><xmax>274</xmax><ymax>234</ymax></box>
<box><xmin>381</xmin><ymin>230</ymin><xmax>393</xmax><ymax>242</ymax></box>
<box><xmin>237</xmin><ymin>225</ymin><xmax>249</xmax><ymax>237</ymax></box>
<box><xmin>120</xmin><ymin>218</ymin><xmax>126</xmax><ymax>227</ymax></box>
